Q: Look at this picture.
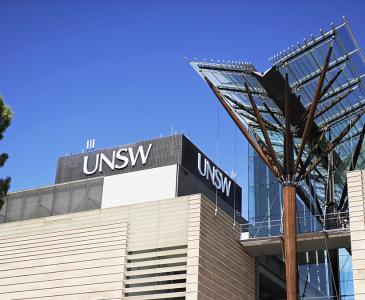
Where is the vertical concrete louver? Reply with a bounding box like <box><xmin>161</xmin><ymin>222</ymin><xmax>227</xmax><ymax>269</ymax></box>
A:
<box><xmin>347</xmin><ymin>170</ymin><xmax>365</xmax><ymax>299</ymax></box>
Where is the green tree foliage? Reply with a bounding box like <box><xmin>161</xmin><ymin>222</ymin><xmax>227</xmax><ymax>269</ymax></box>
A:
<box><xmin>0</xmin><ymin>96</ymin><xmax>13</xmax><ymax>209</ymax></box>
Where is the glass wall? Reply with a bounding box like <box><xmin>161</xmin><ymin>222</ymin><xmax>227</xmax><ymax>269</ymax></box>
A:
<box><xmin>0</xmin><ymin>178</ymin><xmax>103</xmax><ymax>223</ymax></box>
<box><xmin>248</xmin><ymin>147</ymin><xmax>281</xmax><ymax>237</ymax></box>
<box><xmin>248</xmin><ymin>146</ymin><xmax>321</xmax><ymax>237</ymax></box>
<box><xmin>248</xmin><ymin>145</ymin><xmax>354</xmax><ymax>299</ymax></box>
<box><xmin>339</xmin><ymin>248</ymin><xmax>355</xmax><ymax>300</ymax></box>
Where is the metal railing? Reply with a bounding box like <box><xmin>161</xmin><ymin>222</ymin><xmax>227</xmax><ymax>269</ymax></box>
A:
<box><xmin>241</xmin><ymin>210</ymin><xmax>350</xmax><ymax>239</ymax></box>
<box><xmin>0</xmin><ymin>177</ymin><xmax>103</xmax><ymax>223</ymax></box>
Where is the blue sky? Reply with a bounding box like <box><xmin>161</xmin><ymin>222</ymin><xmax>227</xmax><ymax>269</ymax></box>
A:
<box><xmin>1</xmin><ymin>0</ymin><xmax>365</xmax><ymax>216</ymax></box>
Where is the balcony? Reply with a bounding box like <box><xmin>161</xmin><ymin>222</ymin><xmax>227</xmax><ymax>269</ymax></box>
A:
<box><xmin>240</xmin><ymin>211</ymin><xmax>351</xmax><ymax>256</ymax></box>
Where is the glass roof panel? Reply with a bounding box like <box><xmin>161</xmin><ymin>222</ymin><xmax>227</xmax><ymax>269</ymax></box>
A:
<box><xmin>191</xmin><ymin>20</ymin><xmax>365</xmax><ymax>211</ymax></box>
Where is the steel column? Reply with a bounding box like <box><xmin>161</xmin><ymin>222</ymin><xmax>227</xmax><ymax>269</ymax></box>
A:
<box><xmin>283</xmin><ymin>184</ymin><xmax>297</xmax><ymax>300</ymax></box>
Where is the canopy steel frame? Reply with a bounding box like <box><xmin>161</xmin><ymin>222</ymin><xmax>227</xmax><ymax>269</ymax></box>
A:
<box><xmin>191</xmin><ymin>19</ymin><xmax>365</xmax><ymax>300</ymax></box>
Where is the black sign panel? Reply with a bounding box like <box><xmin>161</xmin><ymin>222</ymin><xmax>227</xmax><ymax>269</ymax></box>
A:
<box><xmin>55</xmin><ymin>135</ymin><xmax>183</xmax><ymax>184</ymax></box>
<box><xmin>180</xmin><ymin>136</ymin><xmax>242</xmax><ymax>212</ymax></box>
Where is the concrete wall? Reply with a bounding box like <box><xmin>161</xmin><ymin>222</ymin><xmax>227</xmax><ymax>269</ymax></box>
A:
<box><xmin>0</xmin><ymin>195</ymin><xmax>191</xmax><ymax>299</ymax></box>
<box><xmin>0</xmin><ymin>194</ymin><xmax>254</xmax><ymax>299</ymax></box>
<box><xmin>186</xmin><ymin>196</ymin><xmax>255</xmax><ymax>300</ymax></box>
<box><xmin>347</xmin><ymin>170</ymin><xmax>365</xmax><ymax>299</ymax></box>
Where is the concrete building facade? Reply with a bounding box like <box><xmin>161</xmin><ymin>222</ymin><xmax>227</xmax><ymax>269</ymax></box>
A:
<box><xmin>347</xmin><ymin>170</ymin><xmax>365</xmax><ymax>299</ymax></box>
<box><xmin>0</xmin><ymin>194</ymin><xmax>254</xmax><ymax>300</ymax></box>
<box><xmin>0</xmin><ymin>135</ymin><xmax>254</xmax><ymax>299</ymax></box>
<box><xmin>6</xmin><ymin>134</ymin><xmax>365</xmax><ymax>299</ymax></box>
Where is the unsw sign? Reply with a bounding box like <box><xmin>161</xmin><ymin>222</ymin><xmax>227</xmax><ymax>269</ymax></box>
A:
<box><xmin>83</xmin><ymin>144</ymin><xmax>153</xmax><ymax>175</ymax></box>
<box><xmin>55</xmin><ymin>135</ymin><xmax>241</xmax><ymax>212</ymax></box>
<box><xmin>55</xmin><ymin>137</ymin><xmax>175</xmax><ymax>184</ymax></box>
<box><xmin>197</xmin><ymin>152</ymin><xmax>232</xmax><ymax>197</ymax></box>
<box><xmin>82</xmin><ymin>146</ymin><xmax>232</xmax><ymax>197</ymax></box>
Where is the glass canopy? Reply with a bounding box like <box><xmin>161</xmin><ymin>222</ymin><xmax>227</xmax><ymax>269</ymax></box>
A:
<box><xmin>191</xmin><ymin>19</ymin><xmax>365</xmax><ymax>216</ymax></box>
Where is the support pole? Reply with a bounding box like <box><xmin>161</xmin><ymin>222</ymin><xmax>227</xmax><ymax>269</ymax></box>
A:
<box><xmin>283</xmin><ymin>184</ymin><xmax>297</xmax><ymax>300</ymax></box>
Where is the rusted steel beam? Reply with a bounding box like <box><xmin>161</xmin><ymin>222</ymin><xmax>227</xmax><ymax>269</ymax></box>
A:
<box><xmin>224</xmin><ymin>95</ymin><xmax>281</xmax><ymax>131</ymax></box>
<box><xmin>319</xmin><ymin>64</ymin><xmax>345</xmax><ymax>99</ymax></box>
<box><xmin>292</xmin><ymin>94</ymin><xmax>301</xmax><ymax>125</ymax></box>
<box><xmin>282</xmin><ymin>184</ymin><xmax>297</xmax><ymax>300</ymax></box>
<box><xmin>204</xmin><ymin>76</ymin><xmax>282</xmax><ymax>179</ymax></box>
<box><xmin>294</xmin><ymin>43</ymin><xmax>333</xmax><ymax>173</ymax></box>
<box><xmin>261</xmin><ymin>99</ymin><xmax>285</xmax><ymax>129</ymax></box>
<box><xmin>296</xmin><ymin>129</ymin><xmax>328</xmax><ymax>181</ymax></box>
<box><xmin>320</xmin><ymin>100</ymin><xmax>365</xmax><ymax>129</ymax></box>
<box><xmin>249</xmin><ymin>124</ymin><xmax>281</xmax><ymax>134</ymax></box>
<box><xmin>244</xmin><ymin>82</ymin><xmax>283</xmax><ymax>178</ymax></box>
<box><xmin>295</xmin><ymin>63</ymin><xmax>345</xmax><ymax>126</ymax></box>
<box><xmin>330</xmin><ymin>109</ymin><xmax>365</xmax><ymax>148</ymax></box>
<box><xmin>301</xmin><ymin>108</ymin><xmax>365</xmax><ymax>180</ymax></box>
<box><xmin>227</xmin><ymin>96</ymin><xmax>270</xmax><ymax>114</ymax></box>
<box><xmin>252</xmin><ymin>132</ymin><xmax>276</xmax><ymax>160</ymax></box>
<box><xmin>337</xmin><ymin>129</ymin><xmax>362</xmax><ymax>147</ymax></box>
<box><xmin>291</xmin><ymin>141</ymin><xmax>325</xmax><ymax>220</ymax></box>
<box><xmin>339</xmin><ymin>122</ymin><xmax>365</xmax><ymax>210</ymax></box>
<box><xmin>235</xmin><ymin>110</ymin><xmax>262</xmax><ymax>125</ymax></box>
<box><xmin>294</xmin><ymin>149</ymin><xmax>324</xmax><ymax>220</ymax></box>
<box><xmin>315</xmin><ymin>88</ymin><xmax>354</xmax><ymax>120</ymax></box>
<box><xmin>284</xmin><ymin>74</ymin><xmax>294</xmax><ymax>181</ymax></box>
<box><xmin>251</xmin><ymin>130</ymin><xmax>285</xmax><ymax>181</ymax></box>
<box><xmin>319</xmin><ymin>79</ymin><xmax>359</xmax><ymax>104</ymax></box>
<box><xmin>294</xmin><ymin>56</ymin><xmax>346</xmax><ymax>92</ymax></box>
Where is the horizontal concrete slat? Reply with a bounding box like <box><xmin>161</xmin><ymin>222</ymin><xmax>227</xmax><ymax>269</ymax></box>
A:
<box><xmin>127</xmin><ymin>248</ymin><xmax>187</xmax><ymax>260</ymax></box>
<box><xmin>126</xmin><ymin>273</ymin><xmax>186</xmax><ymax>285</ymax></box>
<box><xmin>0</xmin><ymin>257</ymin><xmax>124</xmax><ymax>278</ymax></box>
<box><xmin>0</xmin><ymin>273</ymin><xmax>123</xmax><ymax>293</ymax></box>
<box><xmin>0</xmin><ymin>222</ymin><xmax>127</xmax><ymax>244</ymax></box>
<box><xmin>125</xmin><ymin>282</ymin><xmax>186</xmax><ymax>293</ymax></box>
<box><xmin>0</xmin><ymin>265</ymin><xmax>124</xmax><ymax>286</ymax></box>
<box><xmin>0</xmin><ymin>282</ymin><xmax>123</xmax><ymax>299</ymax></box>
<box><xmin>127</xmin><ymin>256</ymin><xmax>187</xmax><ymax>269</ymax></box>
<box><xmin>0</xmin><ymin>249</ymin><xmax>125</xmax><ymax>271</ymax></box>
<box><xmin>126</xmin><ymin>265</ymin><xmax>187</xmax><ymax>277</ymax></box>
<box><xmin>0</xmin><ymin>230</ymin><xmax>127</xmax><ymax>253</ymax></box>
<box><xmin>125</xmin><ymin>291</ymin><xmax>186</xmax><ymax>299</ymax></box>
<box><xmin>16</xmin><ymin>290</ymin><xmax>124</xmax><ymax>300</ymax></box>
<box><xmin>0</xmin><ymin>239</ymin><xmax>125</xmax><ymax>261</ymax></box>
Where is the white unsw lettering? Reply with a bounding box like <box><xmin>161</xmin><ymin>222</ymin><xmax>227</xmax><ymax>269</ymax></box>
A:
<box><xmin>129</xmin><ymin>144</ymin><xmax>152</xmax><ymax>166</ymax></box>
<box><xmin>99</xmin><ymin>151</ymin><xmax>115</xmax><ymax>172</ymax></box>
<box><xmin>197</xmin><ymin>152</ymin><xmax>232</xmax><ymax>197</ymax></box>
<box><xmin>83</xmin><ymin>144</ymin><xmax>153</xmax><ymax>175</ymax></box>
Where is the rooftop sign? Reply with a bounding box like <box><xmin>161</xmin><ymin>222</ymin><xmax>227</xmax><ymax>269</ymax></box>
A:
<box><xmin>55</xmin><ymin>135</ymin><xmax>241</xmax><ymax>210</ymax></box>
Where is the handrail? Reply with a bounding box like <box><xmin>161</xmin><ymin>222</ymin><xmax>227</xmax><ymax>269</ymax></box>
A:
<box><xmin>241</xmin><ymin>210</ymin><xmax>350</xmax><ymax>238</ymax></box>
